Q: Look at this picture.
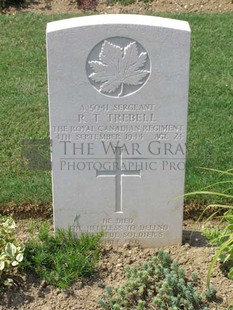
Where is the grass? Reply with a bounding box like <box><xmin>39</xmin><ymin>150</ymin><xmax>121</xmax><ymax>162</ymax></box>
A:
<box><xmin>20</xmin><ymin>221</ymin><xmax>103</xmax><ymax>289</ymax></box>
<box><xmin>0</xmin><ymin>12</ymin><xmax>232</xmax><ymax>206</ymax></box>
<box><xmin>184</xmin><ymin>167</ymin><xmax>233</xmax><ymax>286</ymax></box>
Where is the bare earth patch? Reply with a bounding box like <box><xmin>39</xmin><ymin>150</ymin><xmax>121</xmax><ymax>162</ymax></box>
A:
<box><xmin>0</xmin><ymin>217</ymin><xmax>233</xmax><ymax>309</ymax></box>
<box><xmin>2</xmin><ymin>0</ymin><xmax>233</xmax><ymax>15</ymax></box>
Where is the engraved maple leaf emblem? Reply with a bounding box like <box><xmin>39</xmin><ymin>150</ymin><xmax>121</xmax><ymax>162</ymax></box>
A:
<box><xmin>88</xmin><ymin>40</ymin><xmax>150</xmax><ymax>97</ymax></box>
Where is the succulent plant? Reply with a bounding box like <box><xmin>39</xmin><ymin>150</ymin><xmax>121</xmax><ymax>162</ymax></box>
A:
<box><xmin>99</xmin><ymin>250</ymin><xmax>211</xmax><ymax>310</ymax></box>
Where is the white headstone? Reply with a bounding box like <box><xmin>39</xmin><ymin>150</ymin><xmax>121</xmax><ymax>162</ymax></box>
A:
<box><xmin>47</xmin><ymin>14</ymin><xmax>191</xmax><ymax>247</ymax></box>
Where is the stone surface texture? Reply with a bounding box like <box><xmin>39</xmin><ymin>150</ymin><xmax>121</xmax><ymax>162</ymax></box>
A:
<box><xmin>47</xmin><ymin>14</ymin><xmax>191</xmax><ymax>247</ymax></box>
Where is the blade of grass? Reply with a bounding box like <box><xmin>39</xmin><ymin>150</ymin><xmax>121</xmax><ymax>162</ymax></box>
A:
<box><xmin>207</xmin><ymin>237</ymin><xmax>233</xmax><ymax>288</ymax></box>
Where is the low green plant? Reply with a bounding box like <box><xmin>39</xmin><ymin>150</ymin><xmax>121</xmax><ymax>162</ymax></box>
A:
<box><xmin>20</xmin><ymin>222</ymin><xmax>103</xmax><ymax>289</ymax></box>
<box><xmin>99</xmin><ymin>250</ymin><xmax>212</xmax><ymax>310</ymax></box>
<box><xmin>0</xmin><ymin>216</ymin><xmax>24</xmax><ymax>287</ymax></box>
<box><xmin>185</xmin><ymin>168</ymin><xmax>233</xmax><ymax>287</ymax></box>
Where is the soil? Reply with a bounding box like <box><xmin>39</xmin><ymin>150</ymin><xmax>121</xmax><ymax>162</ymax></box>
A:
<box><xmin>0</xmin><ymin>213</ymin><xmax>233</xmax><ymax>309</ymax></box>
<box><xmin>1</xmin><ymin>0</ymin><xmax>233</xmax><ymax>15</ymax></box>
<box><xmin>1</xmin><ymin>1</ymin><xmax>233</xmax><ymax>309</ymax></box>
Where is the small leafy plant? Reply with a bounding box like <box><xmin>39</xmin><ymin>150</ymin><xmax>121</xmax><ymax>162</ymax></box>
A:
<box><xmin>0</xmin><ymin>216</ymin><xmax>24</xmax><ymax>287</ymax></box>
<box><xmin>185</xmin><ymin>168</ymin><xmax>233</xmax><ymax>287</ymax></box>
<box><xmin>99</xmin><ymin>250</ymin><xmax>212</xmax><ymax>310</ymax></box>
<box><xmin>20</xmin><ymin>222</ymin><xmax>103</xmax><ymax>289</ymax></box>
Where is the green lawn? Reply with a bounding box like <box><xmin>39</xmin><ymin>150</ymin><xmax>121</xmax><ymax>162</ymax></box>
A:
<box><xmin>0</xmin><ymin>12</ymin><xmax>232</xmax><ymax>206</ymax></box>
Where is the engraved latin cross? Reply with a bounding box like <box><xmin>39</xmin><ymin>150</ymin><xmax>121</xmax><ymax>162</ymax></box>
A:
<box><xmin>96</xmin><ymin>147</ymin><xmax>141</xmax><ymax>213</ymax></box>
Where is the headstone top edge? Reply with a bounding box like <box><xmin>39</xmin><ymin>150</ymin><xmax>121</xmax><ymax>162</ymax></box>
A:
<box><xmin>46</xmin><ymin>14</ymin><xmax>190</xmax><ymax>34</ymax></box>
